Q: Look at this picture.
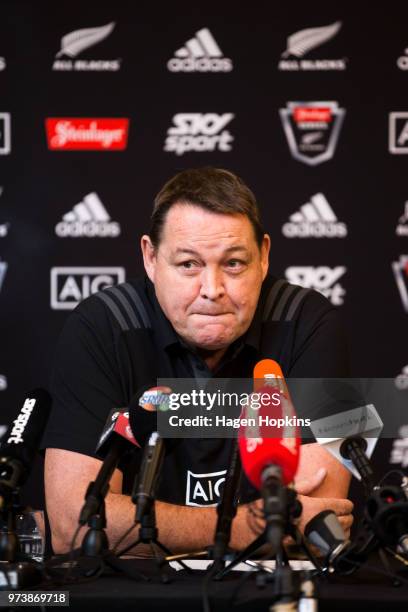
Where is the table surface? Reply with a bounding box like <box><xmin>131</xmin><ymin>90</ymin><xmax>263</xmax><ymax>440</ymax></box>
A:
<box><xmin>44</xmin><ymin>556</ymin><xmax>408</xmax><ymax>612</ymax></box>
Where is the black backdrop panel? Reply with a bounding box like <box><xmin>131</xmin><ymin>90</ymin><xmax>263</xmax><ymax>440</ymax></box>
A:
<box><xmin>0</xmin><ymin>3</ymin><xmax>407</xmax><ymax>507</ymax></box>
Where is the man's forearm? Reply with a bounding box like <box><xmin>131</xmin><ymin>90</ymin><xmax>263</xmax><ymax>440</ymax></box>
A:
<box><xmin>55</xmin><ymin>491</ymin><xmax>257</xmax><ymax>555</ymax></box>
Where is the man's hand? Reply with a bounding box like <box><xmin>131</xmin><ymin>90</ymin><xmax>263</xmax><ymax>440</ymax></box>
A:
<box><xmin>295</xmin><ymin>467</ymin><xmax>354</xmax><ymax>538</ymax></box>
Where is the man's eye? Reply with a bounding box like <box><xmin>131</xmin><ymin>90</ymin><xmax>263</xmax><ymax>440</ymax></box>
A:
<box><xmin>179</xmin><ymin>261</ymin><xmax>197</xmax><ymax>269</ymax></box>
<box><xmin>226</xmin><ymin>259</ymin><xmax>245</xmax><ymax>268</ymax></box>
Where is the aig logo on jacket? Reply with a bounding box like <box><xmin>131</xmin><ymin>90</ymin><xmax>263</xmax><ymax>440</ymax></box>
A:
<box><xmin>186</xmin><ymin>470</ymin><xmax>227</xmax><ymax>506</ymax></box>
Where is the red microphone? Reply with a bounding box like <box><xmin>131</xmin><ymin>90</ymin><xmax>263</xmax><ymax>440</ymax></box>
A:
<box><xmin>238</xmin><ymin>359</ymin><xmax>300</xmax><ymax>550</ymax></box>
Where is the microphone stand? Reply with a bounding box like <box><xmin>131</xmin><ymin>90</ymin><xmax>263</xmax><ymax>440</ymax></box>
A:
<box><xmin>0</xmin><ymin>488</ymin><xmax>43</xmax><ymax>588</ymax></box>
<box><xmin>115</xmin><ymin>505</ymin><xmax>186</xmax><ymax>583</ymax></box>
<box><xmin>213</xmin><ymin>487</ymin><xmax>318</xmax><ymax>580</ymax></box>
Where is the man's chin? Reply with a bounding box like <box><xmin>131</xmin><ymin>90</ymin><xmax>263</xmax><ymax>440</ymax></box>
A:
<box><xmin>190</xmin><ymin>333</ymin><xmax>235</xmax><ymax>352</ymax></box>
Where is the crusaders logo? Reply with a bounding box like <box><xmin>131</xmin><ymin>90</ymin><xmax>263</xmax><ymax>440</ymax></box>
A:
<box><xmin>279</xmin><ymin>101</ymin><xmax>345</xmax><ymax>166</ymax></box>
<box><xmin>392</xmin><ymin>255</ymin><xmax>408</xmax><ymax>313</ymax></box>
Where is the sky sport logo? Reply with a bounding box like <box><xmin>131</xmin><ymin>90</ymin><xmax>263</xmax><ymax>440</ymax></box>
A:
<box><xmin>282</xmin><ymin>193</ymin><xmax>347</xmax><ymax>238</ymax></box>
<box><xmin>55</xmin><ymin>192</ymin><xmax>121</xmax><ymax>238</ymax></box>
<box><xmin>46</xmin><ymin>118</ymin><xmax>129</xmax><ymax>151</ymax></box>
<box><xmin>280</xmin><ymin>102</ymin><xmax>345</xmax><ymax>166</ymax></box>
<box><xmin>392</xmin><ymin>255</ymin><xmax>408</xmax><ymax>313</ymax></box>
<box><xmin>279</xmin><ymin>21</ymin><xmax>346</xmax><ymax>71</ymax></box>
<box><xmin>0</xmin><ymin>113</ymin><xmax>11</xmax><ymax>155</ymax></box>
<box><xmin>389</xmin><ymin>113</ymin><xmax>408</xmax><ymax>154</ymax></box>
<box><xmin>285</xmin><ymin>266</ymin><xmax>346</xmax><ymax>306</ymax></box>
<box><xmin>53</xmin><ymin>22</ymin><xmax>120</xmax><ymax>72</ymax></box>
<box><xmin>397</xmin><ymin>202</ymin><xmax>408</xmax><ymax>237</ymax></box>
<box><xmin>50</xmin><ymin>267</ymin><xmax>125</xmax><ymax>310</ymax></box>
<box><xmin>164</xmin><ymin>113</ymin><xmax>234</xmax><ymax>155</ymax></box>
<box><xmin>167</xmin><ymin>28</ymin><xmax>232</xmax><ymax>72</ymax></box>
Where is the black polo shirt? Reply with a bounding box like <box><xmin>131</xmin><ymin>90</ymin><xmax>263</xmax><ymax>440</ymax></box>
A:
<box><xmin>42</xmin><ymin>274</ymin><xmax>349</xmax><ymax>507</ymax></box>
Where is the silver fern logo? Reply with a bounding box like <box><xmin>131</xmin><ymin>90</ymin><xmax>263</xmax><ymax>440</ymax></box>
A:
<box><xmin>53</xmin><ymin>23</ymin><xmax>120</xmax><ymax>72</ymax></box>
<box><xmin>279</xmin><ymin>21</ymin><xmax>346</xmax><ymax>71</ymax></box>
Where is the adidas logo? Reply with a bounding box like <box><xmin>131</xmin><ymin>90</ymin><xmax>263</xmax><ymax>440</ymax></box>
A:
<box><xmin>282</xmin><ymin>193</ymin><xmax>347</xmax><ymax>238</ymax></box>
<box><xmin>167</xmin><ymin>28</ymin><xmax>232</xmax><ymax>72</ymax></box>
<box><xmin>396</xmin><ymin>201</ymin><xmax>408</xmax><ymax>236</ymax></box>
<box><xmin>55</xmin><ymin>192</ymin><xmax>121</xmax><ymax>238</ymax></box>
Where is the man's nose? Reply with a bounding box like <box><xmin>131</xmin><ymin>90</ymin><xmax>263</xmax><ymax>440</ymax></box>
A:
<box><xmin>199</xmin><ymin>268</ymin><xmax>225</xmax><ymax>300</ymax></box>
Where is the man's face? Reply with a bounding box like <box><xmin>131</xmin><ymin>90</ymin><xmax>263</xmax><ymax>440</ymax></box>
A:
<box><xmin>141</xmin><ymin>203</ymin><xmax>270</xmax><ymax>351</ymax></box>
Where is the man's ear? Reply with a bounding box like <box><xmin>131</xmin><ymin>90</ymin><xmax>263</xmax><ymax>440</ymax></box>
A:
<box><xmin>260</xmin><ymin>234</ymin><xmax>271</xmax><ymax>280</ymax></box>
<box><xmin>141</xmin><ymin>235</ymin><xmax>156</xmax><ymax>283</ymax></box>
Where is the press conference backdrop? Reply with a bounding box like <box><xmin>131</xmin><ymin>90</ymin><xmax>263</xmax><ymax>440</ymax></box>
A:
<box><xmin>0</xmin><ymin>3</ymin><xmax>407</xmax><ymax>507</ymax></box>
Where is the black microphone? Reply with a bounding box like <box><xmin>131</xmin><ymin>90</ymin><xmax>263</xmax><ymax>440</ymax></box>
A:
<box><xmin>128</xmin><ymin>383</ymin><xmax>159</xmax><ymax>447</ymax></box>
<box><xmin>365</xmin><ymin>484</ymin><xmax>408</xmax><ymax>555</ymax></box>
<box><xmin>0</xmin><ymin>389</ymin><xmax>52</xmax><ymax>509</ymax></box>
<box><xmin>339</xmin><ymin>436</ymin><xmax>375</xmax><ymax>492</ymax></box>
<box><xmin>129</xmin><ymin>385</ymin><xmax>181</xmax><ymax>521</ymax></box>
<box><xmin>80</xmin><ymin>383</ymin><xmax>167</xmax><ymax>526</ymax></box>
<box><xmin>132</xmin><ymin>431</ymin><xmax>165</xmax><ymax>522</ymax></box>
<box><xmin>79</xmin><ymin>409</ymin><xmax>138</xmax><ymax>525</ymax></box>
<box><xmin>213</xmin><ymin>438</ymin><xmax>242</xmax><ymax>565</ymax></box>
<box><xmin>305</xmin><ymin>510</ymin><xmax>350</xmax><ymax>565</ymax></box>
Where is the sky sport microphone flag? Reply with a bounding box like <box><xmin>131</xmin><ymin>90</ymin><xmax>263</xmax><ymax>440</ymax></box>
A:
<box><xmin>238</xmin><ymin>359</ymin><xmax>300</xmax><ymax>489</ymax></box>
<box><xmin>0</xmin><ymin>389</ymin><xmax>52</xmax><ymax>507</ymax></box>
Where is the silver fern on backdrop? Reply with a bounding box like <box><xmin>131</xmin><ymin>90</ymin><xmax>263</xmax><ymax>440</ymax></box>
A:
<box><xmin>282</xmin><ymin>21</ymin><xmax>342</xmax><ymax>58</ymax></box>
<box><xmin>55</xmin><ymin>22</ymin><xmax>116</xmax><ymax>58</ymax></box>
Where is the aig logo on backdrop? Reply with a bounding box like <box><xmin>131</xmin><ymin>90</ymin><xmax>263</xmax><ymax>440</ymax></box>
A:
<box><xmin>50</xmin><ymin>267</ymin><xmax>125</xmax><ymax>310</ymax></box>
<box><xmin>164</xmin><ymin>113</ymin><xmax>234</xmax><ymax>155</ymax></box>
<box><xmin>167</xmin><ymin>27</ymin><xmax>232</xmax><ymax>72</ymax></box>
<box><xmin>280</xmin><ymin>101</ymin><xmax>345</xmax><ymax>165</ymax></box>
<box><xmin>53</xmin><ymin>22</ymin><xmax>120</xmax><ymax>72</ymax></box>
<box><xmin>285</xmin><ymin>266</ymin><xmax>347</xmax><ymax>306</ymax></box>
<box><xmin>0</xmin><ymin>113</ymin><xmax>11</xmax><ymax>155</ymax></box>
<box><xmin>186</xmin><ymin>470</ymin><xmax>226</xmax><ymax>506</ymax></box>
<box><xmin>389</xmin><ymin>113</ymin><xmax>408</xmax><ymax>154</ymax></box>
